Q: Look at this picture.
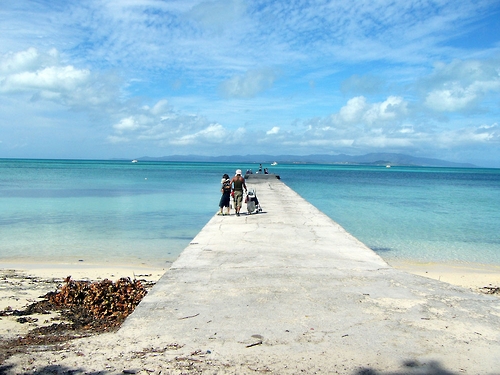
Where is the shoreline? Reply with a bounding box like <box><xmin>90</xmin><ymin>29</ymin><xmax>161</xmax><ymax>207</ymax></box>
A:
<box><xmin>3</xmin><ymin>257</ymin><xmax>500</xmax><ymax>289</ymax></box>
<box><xmin>1</xmin><ymin>259</ymin><xmax>499</xmax><ymax>340</ymax></box>
<box><xmin>2</xmin><ymin>258</ymin><xmax>499</xmax><ymax>294</ymax></box>
<box><xmin>2</xmin><ymin>258</ymin><xmax>499</xmax><ymax>309</ymax></box>
<box><xmin>0</xmin><ymin>261</ymin><xmax>168</xmax><ymax>283</ymax></box>
<box><xmin>387</xmin><ymin>259</ymin><xmax>500</xmax><ymax>292</ymax></box>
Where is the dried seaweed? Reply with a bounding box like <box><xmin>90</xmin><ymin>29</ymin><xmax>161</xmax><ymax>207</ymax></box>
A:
<box><xmin>44</xmin><ymin>276</ymin><xmax>148</xmax><ymax>324</ymax></box>
<box><xmin>0</xmin><ymin>276</ymin><xmax>151</xmax><ymax>363</ymax></box>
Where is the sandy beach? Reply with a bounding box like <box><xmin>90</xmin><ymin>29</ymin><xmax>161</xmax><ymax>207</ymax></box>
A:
<box><xmin>388</xmin><ymin>259</ymin><xmax>500</xmax><ymax>292</ymax></box>
<box><xmin>0</xmin><ymin>262</ymin><xmax>167</xmax><ymax>340</ymax></box>
<box><xmin>0</xmin><ymin>260</ymin><xmax>500</xmax><ymax>337</ymax></box>
<box><xmin>2</xmin><ymin>261</ymin><xmax>499</xmax><ymax>374</ymax></box>
<box><xmin>1</xmin><ymin>259</ymin><xmax>499</xmax><ymax>341</ymax></box>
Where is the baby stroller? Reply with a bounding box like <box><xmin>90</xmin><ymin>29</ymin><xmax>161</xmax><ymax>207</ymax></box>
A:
<box><xmin>245</xmin><ymin>188</ymin><xmax>262</xmax><ymax>214</ymax></box>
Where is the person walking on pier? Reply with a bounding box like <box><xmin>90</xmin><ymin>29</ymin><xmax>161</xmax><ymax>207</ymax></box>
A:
<box><xmin>218</xmin><ymin>174</ymin><xmax>232</xmax><ymax>215</ymax></box>
<box><xmin>231</xmin><ymin>169</ymin><xmax>247</xmax><ymax>216</ymax></box>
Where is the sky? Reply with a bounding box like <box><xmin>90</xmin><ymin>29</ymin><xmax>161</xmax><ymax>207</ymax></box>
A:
<box><xmin>1</xmin><ymin>0</ymin><xmax>500</xmax><ymax>167</ymax></box>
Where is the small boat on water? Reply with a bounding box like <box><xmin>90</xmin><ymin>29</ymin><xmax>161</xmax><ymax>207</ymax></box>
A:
<box><xmin>271</xmin><ymin>161</ymin><xmax>278</xmax><ymax>166</ymax></box>
<box><xmin>132</xmin><ymin>160</ymin><xmax>138</xmax><ymax>163</ymax></box>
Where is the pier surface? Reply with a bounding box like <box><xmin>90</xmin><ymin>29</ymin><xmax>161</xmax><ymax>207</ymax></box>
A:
<box><xmin>118</xmin><ymin>177</ymin><xmax>500</xmax><ymax>373</ymax></box>
<box><xmin>4</xmin><ymin>178</ymin><xmax>500</xmax><ymax>374</ymax></box>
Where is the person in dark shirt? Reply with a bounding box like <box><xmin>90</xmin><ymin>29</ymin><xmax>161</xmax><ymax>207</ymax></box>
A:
<box><xmin>231</xmin><ymin>169</ymin><xmax>247</xmax><ymax>216</ymax></box>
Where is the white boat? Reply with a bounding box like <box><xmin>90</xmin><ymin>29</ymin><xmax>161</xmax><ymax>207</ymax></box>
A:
<box><xmin>386</xmin><ymin>164</ymin><xmax>391</xmax><ymax>168</ymax></box>
<box><xmin>271</xmin><ymin>162</ymin><xmax>278</xmax><ymax>166</ymax></box>
<box><xmin>132</xmin><ymin>160</ymin><xmax>138</xmax><ymax>163</ymax></box>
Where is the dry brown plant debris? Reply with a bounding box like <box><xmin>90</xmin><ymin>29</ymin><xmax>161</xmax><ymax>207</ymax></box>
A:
<box><xmin>45</xmin><ymin>276</ymin><xmax>148</xmax><ymax>324</ymax></box>
<box><xmin>0</xmin><ymin>276</ymin><xmax>152</xmax><ymax>364</ymax></box>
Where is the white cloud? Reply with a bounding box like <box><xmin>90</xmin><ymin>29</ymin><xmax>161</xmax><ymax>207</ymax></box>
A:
<box><xmin>219</xmin><ymin>68</ymin><xmax>277</xmax><ymax>98</ymax></box>
<box><xmin>423</xmin><ymin>59</ymin><xmax>500</xmax><ymax>112</ymax></box>
<box><xmin>425</xmin><ymin>85</ymin><xmax>477</xmax><ymax>112</ymax></box>
<box><xmin>151</xmin><ymin>99</ymin><xmax>170</xmax><ymax>115</ymax></box>
<box><xmin>437</xmin><ymin>123</ymin><xmax>500</xmax><ymax>146</ymax></box>
<box><xmin>338</xmin><ymin>96</ymin><xmax>368</xmax><ymax>124</ymax></box>
<box><xmin>171</xmin><ymin>123</ymin><xmax>227</xmax><ymax>145</ymax></box>
<box><xmin>1</xmin><ymin>65</ymin><xmax>90</xmax><ymax>93</ymax></box>
<box><xmin>113</xmin><ymin>117</ymin><xmax>141</xmax><ymax>133</ymax></box>
<box><xmin>0</xmin><ymin>49</ymin><xmax>86</xmax><ymax>94</ymax></box>
<box><xmin>399</xmin><ymin>126</ymin><xmax>415</xmax><ymax>134</ymax></box>
<box><xmin>364</xmin><ymin>96</ymin><xmax>408</xmax><ymax>124</ymax></box>
<box><xmin>266</xmin><ymin>126</ymin><xmax>280</xmax><ymax>135</ymax></box>
<box><xmin>337</xmin><ymin>96</ymin><xmax>407</xmax><ymax>126</ymax></box>
<box><xmin>109</xmin><ymin>106</ymin><xmax>239</xmax><ymax>149</ymax></box>
<box><xmin>0</xmin><ymin>48</ymin><xmax>122</xmax><ymax>111</ymax></box>
<box><xmin>0</xmin><ymin>48</ymin><xmax>58</xmax><ymax>74</ymax></box>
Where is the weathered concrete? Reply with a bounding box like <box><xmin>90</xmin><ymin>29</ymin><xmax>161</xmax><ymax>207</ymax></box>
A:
<box><xmin>115</xmin><ymin>178</ymin><xmax>500</xmax><ymax>374</ymax></box>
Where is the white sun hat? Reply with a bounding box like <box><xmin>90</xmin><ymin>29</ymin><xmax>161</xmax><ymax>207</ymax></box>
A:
<box><xmin>236</xmin><ymin>169</ymin><xmax>242</xmax><ymax>175</ymax></box>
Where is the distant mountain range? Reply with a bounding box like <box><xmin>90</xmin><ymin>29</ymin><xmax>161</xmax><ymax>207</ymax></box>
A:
<box><xmin>137</xmin><ymin>153</ymin><xmax>476</xmax><ymax>168</ymax></box>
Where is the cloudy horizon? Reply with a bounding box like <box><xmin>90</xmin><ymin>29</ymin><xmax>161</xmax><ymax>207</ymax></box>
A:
<box><xmin>1</xmin><ymin>0</ymin><xmax>499</xmax><ymax>167</ymax></box>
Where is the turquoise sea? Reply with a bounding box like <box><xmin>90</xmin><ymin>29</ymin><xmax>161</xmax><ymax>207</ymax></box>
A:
<box><xmin>1</xmin><ymin>159</ymin><xmax>499</xmax><ymax>268</ymax></box>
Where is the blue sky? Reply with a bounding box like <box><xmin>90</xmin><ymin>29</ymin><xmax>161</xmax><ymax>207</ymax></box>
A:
<box><xmin>1</xmin><ymin>0</ymin><xmax>499</xmax><ymax>166</ymax></box>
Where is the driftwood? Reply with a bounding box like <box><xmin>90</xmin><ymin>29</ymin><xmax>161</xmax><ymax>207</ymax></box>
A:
<box><xmin>178</xmin><ymin>313</ymin><xmax>200</xmax><ymax>320</ymax></box>
<box><xmin>479</xmin><ymin>286</ymin><xmax>500</xmax><ymax>294</ymax></box>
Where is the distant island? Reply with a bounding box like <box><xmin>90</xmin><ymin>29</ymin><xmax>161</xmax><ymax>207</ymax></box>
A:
<box><xmin>134</xmin><ymin>153</ymin><xmax>476</xmax><ymax>168</ymax></box>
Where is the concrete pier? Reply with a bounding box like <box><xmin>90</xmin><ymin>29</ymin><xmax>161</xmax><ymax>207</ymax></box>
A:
<box><xmin>115</xmin><ymin>177</ymin><xmax>500</xmax><ymax>374</ymax></box>
<box><xmin>6</xmin><ymin>178</ymin><xmax>497</xmax><ymax>374</ymax></box>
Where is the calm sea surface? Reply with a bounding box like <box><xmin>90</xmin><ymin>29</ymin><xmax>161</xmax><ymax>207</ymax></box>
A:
<box><xmin>1</xmin><ymin>159</ymin><xmax>499</xmax><ymax>267</ymax></box>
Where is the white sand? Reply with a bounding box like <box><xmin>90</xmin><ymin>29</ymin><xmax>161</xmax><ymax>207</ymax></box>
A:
<box><xmin>1</xmin><ymin>260</ymin><xmax>499</xmax><ymax>374</ymax></box>
<box><xmin>0</xmin><ymin>261</ymin><xmax>168</xmax><ymax>282</ymax></box>
<box><xmin>0</xmin><ymin>262</ymin><xmax>167</xmax><ymax>339</ymax></box>
<box><xmin>0</xmin><ymin>260</ymin><xmax>500</xmax><ymax>348</ymax></box>
<box><xmin>2</xmin><ymin>259</ymin><xmax>499</xmax><ymax>340</ymax></box>
<box><xmin>389</xmin><ymin>259</ymin><xmax>500</xmax><ymax>292</ymax></box>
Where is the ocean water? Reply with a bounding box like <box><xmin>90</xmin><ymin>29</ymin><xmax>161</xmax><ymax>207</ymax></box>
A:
<box><xmin>278</xmin><ymin>164</ymin><xmax>500</xmax><ymax>265</ymax></box>
<box><xmin>1</xmin><ymin>159</ymin><xmax>499</xmax><ymax>267</ymax></box>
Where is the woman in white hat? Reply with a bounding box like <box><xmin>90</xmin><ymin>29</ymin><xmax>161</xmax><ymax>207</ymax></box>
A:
<box><xmin>231</xmin><ymin>169</ymin><xmax>247</xmax><ymax>216</ymax></box>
